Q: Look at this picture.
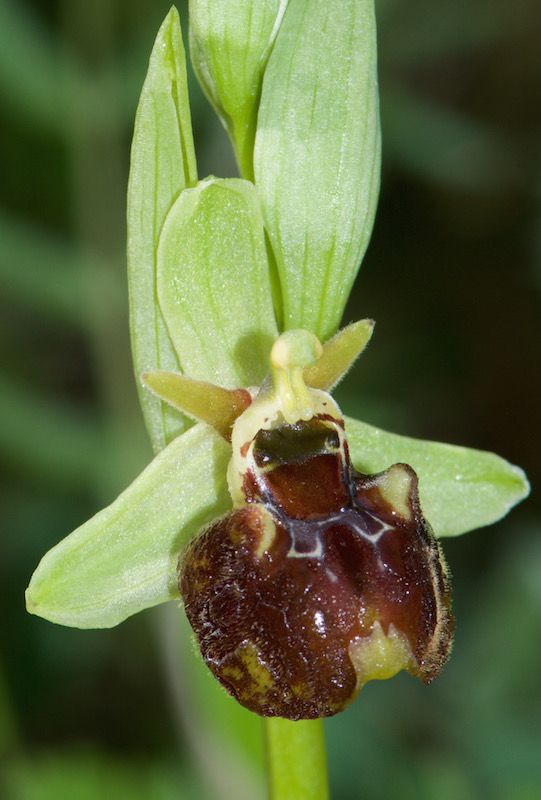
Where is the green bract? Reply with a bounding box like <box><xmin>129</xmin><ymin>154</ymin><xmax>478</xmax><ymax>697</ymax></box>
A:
<box><xmin>26</xmin><ymin>2</ymin><xmax>529</xmax><ymax>637</ymax></box>
<box><xmin>254</xmin><ymin>0</ymin><xmax>381</xmax><ymax>340</ymax></box>
<box><xmin>189</xmin><ymin>0</ymin><xmax>288</xmax><ymax>180</ymax></box>
<box><xmin>127</xmin><ymin>7</ymin><xmax>196</xmax><ymax>452</ymax></box>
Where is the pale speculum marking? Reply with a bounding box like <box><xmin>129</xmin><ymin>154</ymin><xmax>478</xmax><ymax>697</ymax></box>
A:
<box><xmin>285</xmin><ymin>507</ymin><xmax>395</xmax><ymax>559</ymax></box>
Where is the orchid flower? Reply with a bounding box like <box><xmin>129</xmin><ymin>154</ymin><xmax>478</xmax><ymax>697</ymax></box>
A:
<box><xmin>26</xmin><ymin>2</ymin><xmax>529</xmax><ymax>795</ymax></box>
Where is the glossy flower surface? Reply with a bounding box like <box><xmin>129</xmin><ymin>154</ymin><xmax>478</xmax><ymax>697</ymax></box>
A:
<box><xmin>180</xmin><ymin>345</ymin><xmax>453</xmax><ymax>719</ymax></box>
<box><xmin>25</xmin><ymin>10</ymin><xmax>528</xmax><ymax>708</ymax></box>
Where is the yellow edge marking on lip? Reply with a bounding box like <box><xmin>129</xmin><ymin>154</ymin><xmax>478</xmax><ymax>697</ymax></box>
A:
<box><xmin>375</xmin><ymin>464</ymin><xmax>414</xmax><ymax>522</ymax></box>
<box><xmin>254</xmin><ymin>509</ymin><xmax>277</xmax><ymax>559</ymax></box>
<box><xmin>349</xmin><ymin>621</ymin><xmax>414</xmax><ymax>690</ymax></box>
<box><xmin>237</xmin><ymin>643</ymin><xmax>275</xmax><ymax>699</ymax></box>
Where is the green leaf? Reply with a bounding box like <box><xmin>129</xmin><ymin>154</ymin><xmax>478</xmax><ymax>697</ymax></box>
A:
<box><xmin>127</xmin><ymin>7</ymin><xmax>197</xmax><ymax>453</ymax></box>
<box><xmin>189</xmin><ymin>0</ymin><xmax>288</xmax><ymax>180</ymax></box>
<box><xmin>254</xmin><ymin>0</ymin><xmax>380</xmax><ymax>341</ymax></box>
<box><xmin>26</xmin><ymin>424</ymin><xmax>232</xmax><ymax>629</ymax></box>
<box><xmin>157</xmin><ymin>177</ymin><xmax>278</xmax><ymax>388</ymax></box>
<box><xmin>346</xmin><ymin>417</ymin><xmax>530</xmax><ymax>538</ymax></box>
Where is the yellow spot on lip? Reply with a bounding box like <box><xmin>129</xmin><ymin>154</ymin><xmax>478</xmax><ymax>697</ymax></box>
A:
<box><xmin>238</xmin><ymin>642</ymin><xmax>275</xmax><ymax>695</ymax></box>
<box><xmin>221</xmin><ymin>665</ymin><xmax>243</xmax><ymax>681</ymax></box>
<box><xmin>254</xmin><ymin>510</ymin><xmax>277</xmax><ymax>558</ymax></box>
<box><xmin>349</xmin><ymin>621</ymin><xmax>414</xmax><ymax>690</ymax></box>
<box><xmin>376</xmin><ymin>464</ymin><xmax>415</xmax><ymax>521</ymax></box>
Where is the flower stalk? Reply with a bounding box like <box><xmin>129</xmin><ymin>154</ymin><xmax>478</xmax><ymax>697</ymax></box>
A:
<box><xmin>266</xmin><ymin>719</ymin><xmax>328</xmax><ymax>800</ymax></box>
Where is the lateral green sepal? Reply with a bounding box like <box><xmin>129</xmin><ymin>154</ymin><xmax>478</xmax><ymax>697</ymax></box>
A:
<box><xmin>346</xmin><ymin>417</ymin><xmax>530</xmax><ymax>538</ymax></box>
<box><xmin>26</xmin><ymin>425</ymin><xmax>232</xmax><ymax>629</ymax></box>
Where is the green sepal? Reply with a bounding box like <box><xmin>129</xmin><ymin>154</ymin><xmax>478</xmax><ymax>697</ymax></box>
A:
<box><xmin>157</xmin><ymin>177</ymin><xmax>278</xmax><ymax>389</ymax></box>
<box><xmin>127</xmin><ymin>7</ymin><xmax>197</xmax><ymax>452</ymax></box>
<box><xmin>254</xmin><ymin>0</ymin><xmax>380</xmax><ymax>340</ymax></box>
<box><xmin>189</xmin><ymin>0</ymin><xmax>288</xmax><ymax>179</ymax></box>
<box><xmin>346</xmin><ymin>417</ymin><xmax>530</xmax><ymax>538</ymax></box>
<box><xmin>25</xmin><ymin>425</ymin><xmax>232</xmax><ymax>629</ymax></box>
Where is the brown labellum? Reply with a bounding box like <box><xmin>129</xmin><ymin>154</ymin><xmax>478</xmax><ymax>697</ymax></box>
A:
<box><xmin>179</xmin><ymin>415</ymin><xmax>454</xmax><ymax>720</ymax></box>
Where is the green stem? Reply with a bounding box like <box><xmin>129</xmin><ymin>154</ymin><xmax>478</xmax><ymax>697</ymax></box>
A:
<box><xmin>265</xmin><ymin>718</ymin><xmax>329</xmax><ymax>800</ymax></box>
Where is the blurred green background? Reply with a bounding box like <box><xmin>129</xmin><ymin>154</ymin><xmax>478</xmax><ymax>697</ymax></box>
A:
<box><xmin>1</xmin><ymin>1</ymin><xmax>540</xmax><ymax>798</ymax></box>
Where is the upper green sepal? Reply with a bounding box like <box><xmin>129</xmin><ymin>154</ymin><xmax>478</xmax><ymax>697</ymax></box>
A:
<box><xmin>26</xmin><ymin>425</ymin><xmax>232</xmax><ymax>628</ymax></box>
<box><xmin>127</xmin><ymin>6</ymin><xmax>197</xmax><ymax>452</ymax></box>
<box><xmin>157</xmin><ymin>177</ymin><xmax>278</xmax><ymax>388</ymax></box>
<box><xmin>254</xmin><ymin>0</ymin><xmax>380</xmax><ymax>340</ymax></box>
<box><xmin>346</xmin><ymin>417</ymin><xmax>529</xmax><ymax>538</ymax></box>
<box><xmin>189</xmin><ymin>0</ymin><xmax>288</xmax><ymax>179</ymax></box>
